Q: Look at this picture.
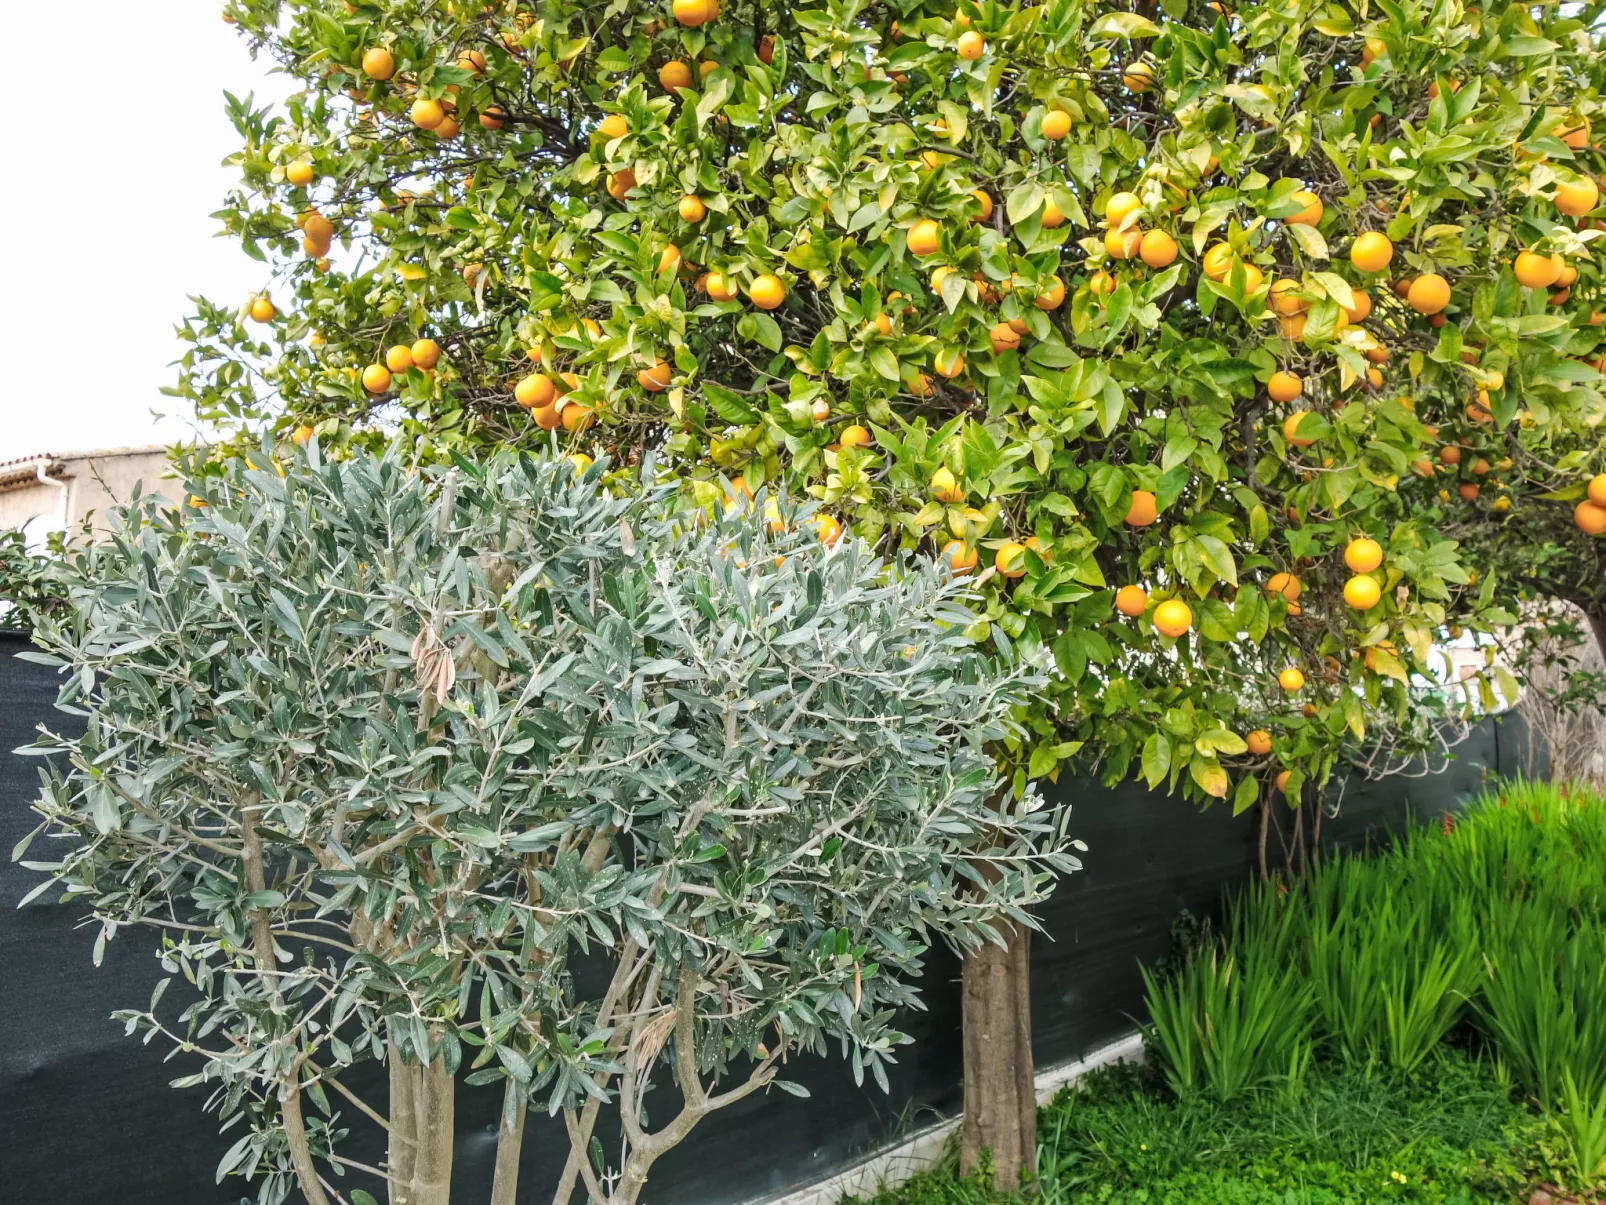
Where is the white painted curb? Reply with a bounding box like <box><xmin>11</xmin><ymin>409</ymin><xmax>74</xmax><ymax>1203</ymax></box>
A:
<box><xmin>749</xmin><ymin>1032</ymin><xmax>1147</xmax><ymax>1205</ymax></box>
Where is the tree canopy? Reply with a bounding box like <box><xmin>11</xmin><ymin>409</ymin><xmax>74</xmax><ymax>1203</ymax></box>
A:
<box><xmin>183</xmin><ymin>0</ymin><xmax>1603</xmax><ymax>809</ymax></box>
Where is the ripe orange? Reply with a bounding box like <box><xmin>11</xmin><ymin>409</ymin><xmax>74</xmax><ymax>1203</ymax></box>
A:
<box><xmin>1278</xmin><ymin>667</ymin><xmax>1305</xmax><ymax>692</ymax></box>
<box><xmin>1285</xmin><ymin>189</ymin><xmax>1323</xmax><ymax>226</ymax></box>
<box><xmin>598</xmin><ymin>114</ymin><xmax>629</xmax><ymax>140</ymax></box>
<box><xmin>1035</xmin><ymin>278</ymin><xmax>1067</xmax><ymax>310</ymax></box>
<box><xmin>814</xmin><ymin>513</ymin><xmax>844</xmax><ymax>546</ymax></box>
<box><xmin>1124</xmin><ymin>489</ymin><xmax>1158</xmax><ymax>527</ymax></box>
<box><xmin>1344</xmin><ymin>537</ymin><xmax>1383</xmax><ymax>573</ymax></box>
<box><xmin>1555</xmin><ymin>178</ymin><xmax>1599</xmax><ymax>217</ymax></box>
<box><xmin>1115</xmin><ymin>584</ymin><xmax>1148</xmax><ymax>617</ymax></box>
<box><xmin>411</xmin><ymin>98</ymin><xmax>445</xmax><ymax>129</ymax></box>
<box><xmin>990</xmin><ymin>322</ymin><xmax>1022</xmax><ymax>354</ymax></box>
<box><xmin>1089</xmin><ymin>270</ymin><xmax>1115</xmax><ymax>297</ymax></box>
<box><xmin>561</xmin><ymin>402</ymin><xmax>596</xmax><ymax>433</ymax></box>
<box><xmin>1266</xmin><ymin>572</ymin><xmax>1302</xmax><ymax>602</ymax></box>
<box><xmin>956</xmin><ymin>31</ymin><xmax>985</xmax><ymax>59</ymax></box>
<box><xmin>606</xmin><ymin>168</ymin><xmax>637</xmax><ymax>201</ymax></box>
<box><xmin>931</xmin><ymin>466</ymin><xmax>964</xmax><ymax>503</ymax></box>
<box><xmin>434</xmin><ymin>115</ymin><xmax>461</xmax><ymax>139</ymax></box>
<box><xmin>457</xmin><ymin>49</ymin><xmax>487</xmax><ymax>73</ymax></box>
<box><xmin>1123</xmin><ymin>62</ymin><xmax>1155</xmax><ymax>91</ymax></box>
<box><xmin>679</xmin><ymin>195</ymin><xmax>707</xmax><ymax>223</ymax></box>
<box><xmin>362</xmin><ymin>47</ymin><xmax>395</xmax><ymax>80</ymax></box>
<box><xmin>515</xmin><ymin>373</ymin><xmax>557</xmax><ymax>408</ymax></box>
<box><xmin>840</xmin><ymin>424</ymin><xmax>871</xmax><ymax>448</ymax></box>
<box><xmin>410</xmin><ymin>338</ymin><xmax>441</xmax><ymax>369</ymax></box>
<box><xmin>942</xmin><ymin>540</ymin><xmax>979</xmax><ymax>576</ymax></box>
<box><xmin>750</xmin><ymin>274</ymin><xmax>786</xmax><ymax>310</ymax></box>
<box><xmin>1268</xmin><ymin>371</ymin><xmax>1302</xmax><ymax>403</ymax></box>
<box><xmin>1271</xmin><ymin>279</ymin><xmax>1307</xmax><ymax>315</ymax></box>
<box><xmin>1153</xmin><ymin>599</ymin><xmax>1193</xmax><ymax>638</ymax></box>
<box><xmin>705</xmin><ymin>270</ymin><xmax>737</xmax><ymax>302</ymax></box>
<box><xmin>659</xmin><ymin>61</ymin><xmax>692</xmax><ymax>90</ymax></box>
<box><xmin>385</xmin><ymin>344</ymin><xmax>415</xmax><ymax>373</ymax></box>
<box><xmin>1140</xmin><ymin>229</ymin><xmax>1178</xmax><ymax>268</ymax></box>
<box><xmin>1275</xmin><ymin>769</ymin><xmax>1294</xmax><ymax>795</ymax></box>
<box><xmin>249</xmin><ymin>296</ymin><xmax>276</xmax><ymax>323</ymax></box>
<box><xmin>1040</xmin><ymin>195</ymin><xmax>1066</xmax><ymax>228</ymax></box>
<box><xmin>1105</xmin><ymin>191</ymin><xmax>1143</xmax><ymax>227</ymax></box>
<box><xmin>532</xmin><ymin>403</ymin><xmax>562</xmax><ymax>431</ymax></box>
<box><xmin>1559</xmin><ymin>117</ymin><xmax>1591</xmax><ymax>150</ymax></box>
<box><xmin>292</xmin><ymin>424</ymin><xmax>315</xmax><ymax>446</ymax></box>
<box><xmin>637</xmin><ymin>361</ymin><xmax>672</xmax><ymax>392</ymax></box>
<box><xmin>1202</xmin><ymin>242</ymin><xmax>1235</xmax><ymax>281</ymax></box>
<box><xmin>934</xmin><ymin>349</ymin><xmax>966</xmax><ymax>378</ymax></box>
<box><xmin>972</xmin><ymin>190</ymin><xmax>994</xmax><ymax>222</ymax></box>
<box><xmin>361</xmin><ymin>364</ymin><xmax>392</xmax><ymax>394</ymax></box>
<box><xmin>1588</xmin><ymin>474</ymin><xmax>1606</xmax><ymax>507</ymax></box>
<box><xmin>1042</xmin><ymin>110</ymin><xmax>1073</xmax><ymax>141</ymax></box>
<box><xmin>1349</xmin><ymin>231</ymin><xmax>1394</xmax><ymax>273</ymax></box>
<box><xmin>1514</xmin><ymin>251</ymin><xmax>1563</xmax><ymax>289</ymax></box>
<box><xmin>672</xmin><ymin>0</ymin><xmax>714</xmax><ymax>25</ymax></box>
<box><xmin>1283</xmin><ymin>411</ymin><xmax>1315</xmax><ymax>447</ymax></box>
<box><xmin>1105</xmin><ymin>228</ymin><xmax>1142</xmax><ymax>260</ymax></box>
<box><xmin>1577</xmin><ymin>501</ymin><xmax>1606</xmax><ymax>535</ymax></box>
<box><xmin>1247</xmin><ymin>730</ymin><xmax>1273</xmax><ymax>756</ymax></box>
<box><xmin>286</xmin><ymin>160</ymin><xmax>314</xmax><ymax>187</ymax></box>
<box><xmin>996</xmin><ymin>542</ymin><xmax>1029</xmax><ymax>578</ymax></box>
<box><xmin>1343</xmin><ymin>574</ymin><xmax>1382</xmax><ymax>610</ymax></box>
<box><xmin>908</xmin><ymin>219</ymin><xmax>941</xmax><ymax>256</ymax></box>
<box><xmin>658</xmin><ymin>245</ymin><xmax>682</xmax><ymax>276</ymax></box>
<box><xmin>1407</xmin><ymin>273</ymin><xmax>1451</xmax><ymax>315</ymax></box>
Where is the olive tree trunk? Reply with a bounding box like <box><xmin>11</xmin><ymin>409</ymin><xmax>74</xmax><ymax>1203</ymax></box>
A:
<box><xmin>385</xmin><ymin>1027</ymin><xmax>455</xmax><ymax>1205</ymax></box>
<box><xmin>960</xmin><ymin>922</ymin><xmax>1037</xmax><ymax>1191</ymax></box>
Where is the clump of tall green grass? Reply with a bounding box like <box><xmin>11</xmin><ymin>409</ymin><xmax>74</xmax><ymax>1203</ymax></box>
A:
<box><xmin>1141</xmin><ymin>780</ymin><xmax>1606</xmax><ymax>1187</ymax></box>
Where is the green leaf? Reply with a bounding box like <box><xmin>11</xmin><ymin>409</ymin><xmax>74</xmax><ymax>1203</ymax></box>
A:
<box><xmin>737</xmin><ymin>312</ymin><xmax>783</xmax><ymax>352</ymax></box>
<box><xmin>1189</xmin><ymin>755</ymin><xmax>1229</xmax><ymax>799</ymax></box>
<box><xmin>1089</xmin><ymin>11</ymin><xmax>1161</xmax><ymax>37</ymax></box>
<box><xmin>1141</xmin><ymin>732</ymin><xmax>1172</xmax><ymax>788</ymax></box>
<box><xmin>704</xmin><ymin>383</ymin><xmax>760</xmax><ymax>424</ymax></box>
<box><xmin>1232</xmin><ymin>774</ymin><xmax>1259</xmax><ymax>816</ymax></box>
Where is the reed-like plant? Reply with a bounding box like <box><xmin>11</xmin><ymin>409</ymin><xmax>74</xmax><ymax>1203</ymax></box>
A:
<box><xmin>1140</xmin><ymin>776</ymin><xmax>1606</xmax><ymax>1193</ymax></box>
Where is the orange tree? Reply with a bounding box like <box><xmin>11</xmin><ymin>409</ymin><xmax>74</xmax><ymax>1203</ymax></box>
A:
<box><xmin>185</xmin><ymin>0</ymin><xmax>1600</xmax><ymax>1186</ymax></box>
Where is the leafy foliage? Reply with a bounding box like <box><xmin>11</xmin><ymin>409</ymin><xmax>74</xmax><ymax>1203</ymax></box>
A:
<box><xmin>0</xmin><ymin>528</ymin><xmax>68</xmax><ymax>628</ymax></box>
<box><xmin>849</xmin><ymin>1048</ymin><xmax>1573</xmax><ymax>1204</ymax></box>
<box><xmin>14</xmin><ymin>443</ymin><xmax>1078</xmax><ymax>1204</ymax></box>
<box><xmin>1140</xmin><ymin>779</ymin><xmax>1606</xmax><ymax>1185</ymax></box>
<box><xmin>183</xmin><ymin>0</ymin><xmax>1600</xmax><ymax>803</ymax></box>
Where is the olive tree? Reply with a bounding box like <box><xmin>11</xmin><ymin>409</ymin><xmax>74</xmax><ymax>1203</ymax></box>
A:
<box><xmin>15</xmin><ymin>443</ymin><xmax>1076</xmax><ymax>1205</ymax></box>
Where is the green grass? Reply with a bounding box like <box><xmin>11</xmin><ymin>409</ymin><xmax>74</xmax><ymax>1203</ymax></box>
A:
<box><xmin>849</xmin><ymin>781</ymin><xmax>1606</xmax><ymax>1205</ymax></box>
<box><xmin>850</xmin><ymin>1047</ymin><xmax>1569</xmax><ymax>1205</ymax></box>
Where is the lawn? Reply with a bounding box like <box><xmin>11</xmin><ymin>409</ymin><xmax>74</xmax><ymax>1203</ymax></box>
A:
<box><xmin>852</xmin><ymin>781</ymin><xmax>1606</xmax><ymax>1205</ymax></box>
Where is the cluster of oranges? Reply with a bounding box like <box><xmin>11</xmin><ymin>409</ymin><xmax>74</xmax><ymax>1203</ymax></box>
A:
<box><xmin>356</xmin><ymin>338</ymin><xmax>443</xmax><ymax>396</ymax></box>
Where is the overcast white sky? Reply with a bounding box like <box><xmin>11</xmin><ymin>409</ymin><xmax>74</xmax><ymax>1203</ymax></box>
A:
<box><xmin>0</xmin><ymin>4</ymin><xmax>286</xmax><ymax>462</ymax></box>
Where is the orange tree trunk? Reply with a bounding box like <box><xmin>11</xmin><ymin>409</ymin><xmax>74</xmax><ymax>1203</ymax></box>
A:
<box><xmin>959</xmin><ymin>921</ymin><xmax>1036</xmax><ymax>1190</ymax></box>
